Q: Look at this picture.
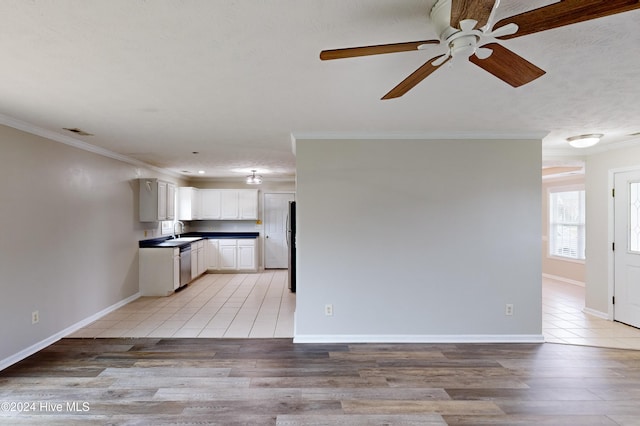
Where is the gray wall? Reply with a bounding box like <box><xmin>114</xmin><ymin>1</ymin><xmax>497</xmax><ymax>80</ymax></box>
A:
<box><xmin>0</xmin><ymin>124</ymin><xmax>184</xmax><ymax>366</ymax></box>
<box><xmin>294</xmin><ymin>138</ymin><xmax>542</xmax><ymax>341</ymax></box>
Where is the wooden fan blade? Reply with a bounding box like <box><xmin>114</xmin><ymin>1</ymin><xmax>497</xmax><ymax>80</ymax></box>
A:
<box><xmin>494</xmin><ymin>0</ymin><xmax>640</xmax><ymax>40</ymax></box>
<box><xmin>381</xmin><ymin>55</ymin><xmax>449</xmax><ymax>100</ymax></box>
<box><xmin>469</xmin><ymin>43</ymin><xmax>545</xmax><ymax>87</ymax></box>
<box><xmin>320</xmin><ymin>40</ymin><xmax>439</xmax><ymax>60</ymax></box>
<box><xmin>450</xmin><ymin>0</ymin><xmax>496</xmax><ymax>29</ymax></box>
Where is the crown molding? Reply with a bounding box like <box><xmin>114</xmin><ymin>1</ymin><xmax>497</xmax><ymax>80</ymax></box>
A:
<box><xmin>0</xmin><ymin>113</ymin><xmax>182</xmax><ymax>178</ymax></box>
<box><xmin>291</xmin><ymin>130</ymin><xmax>549</xmax><ymax>141</ymax></box>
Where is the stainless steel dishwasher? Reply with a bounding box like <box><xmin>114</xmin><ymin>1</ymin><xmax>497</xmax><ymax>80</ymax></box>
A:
<box><xmin>179</xmin><ymin>244</ymin><xmax>191</xmax><ymax>288</ymax></box>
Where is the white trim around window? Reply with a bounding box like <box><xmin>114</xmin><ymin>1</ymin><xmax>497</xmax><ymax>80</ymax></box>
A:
<box><xmin>548</xmin><ymin>184</ymin><xmax>586</xmax><ymax>261</ymax></box>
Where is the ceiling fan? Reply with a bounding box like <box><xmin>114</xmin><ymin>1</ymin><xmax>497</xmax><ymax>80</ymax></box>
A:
<box><xmin>320</xmin><ymin>0</ymin><xmax>640</xmax><ymax>100</ymax></box>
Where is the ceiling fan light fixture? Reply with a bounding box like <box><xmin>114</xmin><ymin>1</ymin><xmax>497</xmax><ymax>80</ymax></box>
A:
<box><xmin>567</xmin><ymin>133</ymin><xmax>603</xmax><ymax>148</ymax></box>
<box><xmin>246</xmin><ymin>170</ymin><xmax>263</xmax><ymax>184</ymax></box>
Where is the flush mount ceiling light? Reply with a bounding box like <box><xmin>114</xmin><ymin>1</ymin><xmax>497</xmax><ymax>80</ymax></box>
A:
<box><xmin>567</xmin><ymin>133</ymin><xmax>604</xmax><ymax>148</ymax></box>
<box><xmin>246</xmin><ymin>170</ymin><xmax>263</xmax><ymax>184</ymax></box>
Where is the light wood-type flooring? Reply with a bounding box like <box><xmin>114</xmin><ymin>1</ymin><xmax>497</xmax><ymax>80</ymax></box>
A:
<box><xmin>2</xmin><ymin>338</ymin><xmax>640</xmax><ymax>425</ymax></box>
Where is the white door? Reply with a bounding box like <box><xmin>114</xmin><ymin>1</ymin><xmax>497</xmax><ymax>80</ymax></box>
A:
<box><xmin>614</xmin><ymin>169</ymin><xmax>640</xmax><ymax>328</ymax></box>
<box><xmin>264</xmin><ymin>193</ymin><xmax>295</xmax><ymax>268</ymax></box>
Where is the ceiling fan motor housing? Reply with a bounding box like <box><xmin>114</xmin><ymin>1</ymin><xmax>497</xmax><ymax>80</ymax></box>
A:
<box><xmin>450</xmin><ymin>35</ymin><xmax>478</xmax><ymax>59</ymax></box>
<box><xmin>431</xmin><ymin>0</ymin><xmax>457</xmax><ymax>40</ymax></box>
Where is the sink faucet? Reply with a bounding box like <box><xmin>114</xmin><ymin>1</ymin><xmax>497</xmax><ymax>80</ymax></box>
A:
<box><xmin>173</xmin><ymin>221</ymin><xmax>185</xmax><ymax>239</ymax></box>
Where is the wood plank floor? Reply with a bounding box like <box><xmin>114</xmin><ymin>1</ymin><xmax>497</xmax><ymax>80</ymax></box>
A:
<box><xmin>2</xmin><ymin>339</ymin><xmax>640</xmax><ymax>425</ymax></box>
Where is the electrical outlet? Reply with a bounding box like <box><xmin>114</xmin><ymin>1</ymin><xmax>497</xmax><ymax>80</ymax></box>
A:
<box><xmin>32</xmin><ymin>310</ymin><xmax>39</xmax><ymax>324</ymax></box>
<box><xmin>505</xmin><ymin>304</ymin><xmax>514</xmax><ymax>316</ymax></box>
<box><xmin>324</xmin><ymin>304</ymin><xmax>333</xmax><ymax>316</ymax></box>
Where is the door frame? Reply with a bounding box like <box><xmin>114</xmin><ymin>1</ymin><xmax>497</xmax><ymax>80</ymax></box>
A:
<box><xmin>608</xmin><ymin>165</ymin><xmax>640</xmax><ymax>321</ymax></box>
<box><xmin>262</xmin><ymin>191</ymin><xmax>296</xmax><ymax>269</ymax></box>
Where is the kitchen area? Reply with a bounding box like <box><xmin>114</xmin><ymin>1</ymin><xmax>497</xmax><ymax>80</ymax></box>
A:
<box><xmin>69</xmin><ymin>178</ymin><xmax>296</xmax><ymax>339</ymax></box>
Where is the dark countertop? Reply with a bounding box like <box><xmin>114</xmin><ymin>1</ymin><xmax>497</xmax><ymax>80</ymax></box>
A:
<box><xmin>139</xmin><ymin>232</ymin><xmax>259</xmax><ymax>248</ymax></box>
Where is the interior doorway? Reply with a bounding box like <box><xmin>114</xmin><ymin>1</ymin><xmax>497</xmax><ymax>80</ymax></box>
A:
<box><xmin>263</xmin><ymin>192</ymin><xmax>295</xmax><ymax>269</ymax></box>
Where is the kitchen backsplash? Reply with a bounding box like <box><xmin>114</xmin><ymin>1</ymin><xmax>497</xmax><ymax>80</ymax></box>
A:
<box><xmin>188</xmin><ymin>220</ymin><xmax>263</xmax><ymax>233</ymax></box>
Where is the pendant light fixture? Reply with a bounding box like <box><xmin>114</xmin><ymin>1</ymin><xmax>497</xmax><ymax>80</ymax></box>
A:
<box><xmin>246</xmin><ymin>170</ymin><xmax>263</xmax><ymax>184</ymax></box>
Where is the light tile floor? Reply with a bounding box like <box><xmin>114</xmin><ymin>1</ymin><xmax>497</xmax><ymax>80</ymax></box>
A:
<box><xmin>71</xmin><ymin>272</ymin><xmax>640</xmax><ymax>350</ymax></box>
<box><xmin>543</xmin><ymin>277</ymin><xmax>640</xmax><ymax>350</ymax></box>
<box><xmin>70</xmin><ymin>269</ymin><xmax>295</xmax><ymax>338</ymax></box>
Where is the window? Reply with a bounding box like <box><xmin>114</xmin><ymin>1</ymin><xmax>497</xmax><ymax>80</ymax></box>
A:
<box><xmin>549</xmin><ymin>188</ymin><xmax>585</xmax><ymax>260</ymax></box>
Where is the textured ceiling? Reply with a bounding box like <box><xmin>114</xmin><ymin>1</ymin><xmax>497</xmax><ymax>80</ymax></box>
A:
<box><xmin>0</xmin><ymin>0</ymin><xmax>639</xmax><ymax>180</ymax></box>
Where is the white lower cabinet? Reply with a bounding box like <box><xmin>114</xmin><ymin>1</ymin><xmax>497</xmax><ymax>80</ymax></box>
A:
<box><xmin>191</xmin><ymin>240</ymin><xmax>206</xmax><ymax>279</ymax></box>
<box><xmin>238</xmin><ymin>239</ymin><xmax>257</xmax><ymax>270</ymax></box>
<box><xmin>205</xmin><ymin>238</ymin><xmax>257</xmax><ymax>272</ymax></box>
<box><xmin>197</xmin><ymin>242</ymin><xmax>206</xmax><ymax>275</ymax></box>
<box><xmin>191</xmin><ymin>244</ymin><xmax>198</xmax><ymax>279</ymax></box>
<box><xmin>139</xmin><ymin>247</ymin><xmax>179</xmax><ymax>296</ymax></box>
<box><xmin>205</xmin><ymin>239</ymin><xmax>219</xmax><ymax>270</ymax></box>
<box><xmin>219</xmin><ymin>240</ymin><xmax>238</xmax><ymax>270</ymax></box>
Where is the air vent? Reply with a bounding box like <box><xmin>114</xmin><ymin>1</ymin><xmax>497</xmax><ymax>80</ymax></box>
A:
<box><xmin>63</xmin><ymin>127</ymin><xmax>93</xmax><ymax>136</ymax></box>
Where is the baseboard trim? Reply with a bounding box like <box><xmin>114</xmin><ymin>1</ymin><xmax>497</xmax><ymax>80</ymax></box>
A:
<box><xmin>293</xmin><ymin>334</ymin><xmax>545</xmax><ymax>344</ymax></box>
<box><xmin>0</xmin><ymin>292</ymin><xmax>141</xmax><ymax>371</ymax></box>
<box><xmin>542</xmin><ymin>273</ymin><xmax>585</xmax><ymax>287</ymax></box>
<box><xmin>583</xmin><ymin>307</ymin><xmax>609</xmax><ymax>320</ymax></box>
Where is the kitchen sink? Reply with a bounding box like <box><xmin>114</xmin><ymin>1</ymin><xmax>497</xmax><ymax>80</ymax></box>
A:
<box><xmin>171</xmin><ymin>237</ymin><xmax>202</xmax><ymax>242</ymax></box>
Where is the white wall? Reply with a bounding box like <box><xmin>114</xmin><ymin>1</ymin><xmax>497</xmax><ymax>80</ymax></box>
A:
<box><xmin>585</xmin><ymin>145</ymin><xmax>640</xmax><ymax>315</ymax></box>
<box><xmin>0</xmin><ymin>124</ymin><xmax>185</xmax><ymax>368</ymax></box>
<box><xmin>294</xmin><ymin>138</ymin><xmax>542</xmax><ymax>342</ymax></box>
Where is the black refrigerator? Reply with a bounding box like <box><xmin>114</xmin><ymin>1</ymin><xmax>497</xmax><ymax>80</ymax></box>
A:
<box><xmin>287</xmin><ymin>201</ymin><xmax>296</xmax><ymax>292</ymax></box>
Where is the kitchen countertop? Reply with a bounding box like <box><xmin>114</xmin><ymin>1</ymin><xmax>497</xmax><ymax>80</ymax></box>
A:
<box><xmin>139</xmin><ymin>232</ymin><xmax>259</xmax><ymax>248</ymax></box>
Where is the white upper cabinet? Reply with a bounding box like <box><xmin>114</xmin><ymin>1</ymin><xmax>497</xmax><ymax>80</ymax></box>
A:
<box><xmin>220</xmin><ymin>190</ymin><xmax>239</xmax><ymax>219</ymax></box>
<box><xmin>166</xmin><ymin>183</ymin><xmax>175</xmax><ymax>221</ymax></box>
<box><xmin>184</xmin><ymin>188</ymin><xmax>258</xmax><ymax>221</ymax></box>
<box><xmin>139</xmin><ymin>178</ymin><xmax>176</xmax><ymax>222</ymax></box>
<box><xmin>200</xmin><ymin>189</ymin><xmax>222</xmax><ymax>219</ymax></box>
<box><xmin>238</xmin><ymin>190</ymin><xmax>258</xmax><ymax>219</ymax></box>
<box><xmin>177</xmin><ymin>187</ymin><xmax>201</xmax><ymax>220</ymax></box>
